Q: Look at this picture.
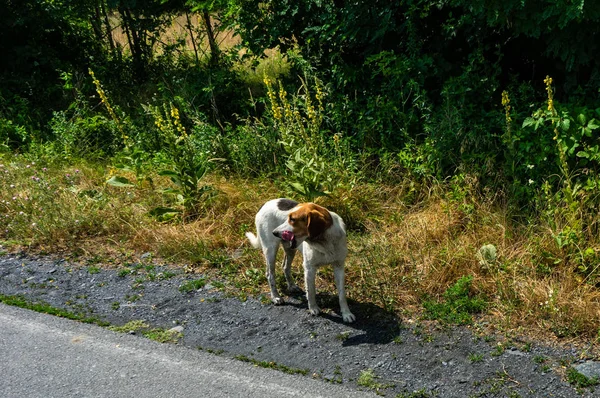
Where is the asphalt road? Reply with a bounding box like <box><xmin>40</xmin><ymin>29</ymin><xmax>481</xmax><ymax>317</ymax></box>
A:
<box><xmin>0</xmin><ymin>303</ymin><xmax>375</xmax><ymax>398</ymax></box>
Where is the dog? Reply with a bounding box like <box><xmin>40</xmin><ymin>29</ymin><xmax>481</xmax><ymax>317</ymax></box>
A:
<box><xmin>246</xmin><ymin>198</ymin><xmax>356</xmax><ymax>323</ymax></box>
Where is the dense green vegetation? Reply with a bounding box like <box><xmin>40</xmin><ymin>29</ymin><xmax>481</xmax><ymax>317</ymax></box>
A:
<box><xmin>2</xmin><ymin>0</ymin><xmax>600</xmax><ymax>339</ymax></box>
<box><xmin>3</xmin><ymin>1</ymin><xmax>600</xmax><ymax>202</ymax></box>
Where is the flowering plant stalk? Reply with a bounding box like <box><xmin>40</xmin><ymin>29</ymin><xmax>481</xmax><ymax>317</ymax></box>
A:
<box><xmin>264</xmin><ymin>75</ymin><xmax>334</xmax><ymax>201</ymax></box>
<box><xmin>148</xmin><ymin>102</ymin><xmax>214</xmax><ymax>221</ymax></box>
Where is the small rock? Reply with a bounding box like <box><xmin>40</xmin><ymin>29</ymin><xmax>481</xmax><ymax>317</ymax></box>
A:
<box><xmin>506</xmin><ymin>348</ymin><xmax>527</xmax><ymax>357</ymax></box>
<box><xmin>140</xmin><ymin>252</ymin><xmax>152</xmax><ymax>260</ymax></box>
<box><xmin>168</xmin><ymin>326</ymin><xmax>184</xmax><ymax>333</ymax></box>
<box><xmin>573</xmin><ymin>361</ymin><xmax>600</xmax><ymax>379</ymax></box>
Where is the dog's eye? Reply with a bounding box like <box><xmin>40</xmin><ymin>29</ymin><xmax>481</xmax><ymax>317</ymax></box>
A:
<box><xmin>289</xmin><ymin>216</ymin><xmax>295</xmax><ymax>223</ymax></box>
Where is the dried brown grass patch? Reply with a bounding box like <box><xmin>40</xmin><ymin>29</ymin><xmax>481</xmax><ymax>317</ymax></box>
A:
<box><xmin>6</xmin><ymin>161</ymin><xmax>600</xmax><ymax>344</ymax></box>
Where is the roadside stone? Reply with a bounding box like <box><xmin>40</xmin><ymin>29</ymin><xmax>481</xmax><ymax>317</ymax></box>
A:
<box><xmin>573</xmin><ymin>361</ymin><xmax>600</xmax><ymax>379</ymax></box>
<box><xmin>169</xmin><ymin>326</ymin><xmax>184</xmax><ymax>333</ymax></box>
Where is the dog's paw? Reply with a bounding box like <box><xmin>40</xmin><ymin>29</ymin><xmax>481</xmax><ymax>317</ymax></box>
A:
<box><xmin>308</xmin><ymin>307</ymin><xmax>321</xmax><ymax>316</ymax></box>
<box><xmin>272</xmin><ymin>297</ymin><xmax>285</xmax><ymax>305</ymax></box>
<box><xmin>342</xmin><ymin>311</ymin><xmax>356</xmax><ymax>323</ymax></box>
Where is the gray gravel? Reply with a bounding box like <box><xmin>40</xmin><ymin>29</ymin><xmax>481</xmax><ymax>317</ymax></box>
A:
<box><xmin>0</xmin><ymin>253</ymin><xmax>597</xmax><ymax>397</ymax></box>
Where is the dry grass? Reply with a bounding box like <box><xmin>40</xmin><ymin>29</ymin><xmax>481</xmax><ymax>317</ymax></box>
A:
<box><xmin>109</xmin><ymin>13</ymin><xmax>239</xmax><ymax>59</ymax></box>
<box><xmin>2</xmin><ymin>157</ymin><xmax>600</xmax><ymax>350</ymax></box>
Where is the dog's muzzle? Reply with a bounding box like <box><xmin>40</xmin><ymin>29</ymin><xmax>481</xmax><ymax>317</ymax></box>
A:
<box><xmin>273</xmin><ymin>230</ymin><xmax>297</xmax><ymax>249</ymax></box>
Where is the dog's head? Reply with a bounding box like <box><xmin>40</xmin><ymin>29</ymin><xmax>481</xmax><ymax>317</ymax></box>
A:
<box><xmin>273</xmin><ymin>203</ymin><xmax>333</xmax><ymax>247</ymax></box>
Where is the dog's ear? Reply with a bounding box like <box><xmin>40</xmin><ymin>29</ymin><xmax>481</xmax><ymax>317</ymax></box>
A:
<box><xmin>307</xmin><ymin>209</ymin><xmax>332</xmax><ymax>239</ymax></box>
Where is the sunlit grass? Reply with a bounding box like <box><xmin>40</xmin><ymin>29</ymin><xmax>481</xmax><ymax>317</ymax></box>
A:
<box><xmin>2</xmin><ymin>152</ymin><xmax>600</xmax><ymax>344</ymax></box>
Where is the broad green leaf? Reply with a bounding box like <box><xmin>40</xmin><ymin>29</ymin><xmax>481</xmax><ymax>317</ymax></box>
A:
<box><xmin>158</xmin><ymin>170</ymin><xmax>179</xmax><ymax>178</ymax></box>
<box><xmin>522</xmin><ymin>117</ymin><xmax>535</xmax><ymax>128</ymax></box>
<box><xmin>577</xmin><ymin>151</ymin><xmax>589</xmax><ymax>158</ymax></box>
<box><xmin>289</xmin><ymin>182</ymin><xmax>307</xmax><ymax>194</ymax></box>
<box><xmin>106</xmin><ymin>176</ymin><xmax>134</xmax><ymax>187</ymax></box>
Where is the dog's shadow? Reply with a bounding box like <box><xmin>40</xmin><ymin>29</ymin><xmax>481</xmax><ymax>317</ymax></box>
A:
<box><xmin>286</xmin><ymin>291</ymin><xmax>402</xmax><ymax>346</ymax></box>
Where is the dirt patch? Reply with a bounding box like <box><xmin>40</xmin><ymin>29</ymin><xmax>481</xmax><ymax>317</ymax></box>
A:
<box><xmin>0</xmin><ymin>253</ymin><xmax>595</xmax><ymax>397</ymax></box>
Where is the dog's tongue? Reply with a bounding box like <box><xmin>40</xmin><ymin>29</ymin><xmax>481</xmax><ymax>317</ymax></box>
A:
<box><xmin>281</xmin><ymin>230</ymin><xmax>294</xmax><ymax>242</ymax></box>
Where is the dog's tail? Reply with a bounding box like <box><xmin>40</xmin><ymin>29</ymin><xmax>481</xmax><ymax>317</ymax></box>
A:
<box><xmin>245</xmin><ymin>232</ymin><xmax>261</xmax><ymax>249</ymax></box>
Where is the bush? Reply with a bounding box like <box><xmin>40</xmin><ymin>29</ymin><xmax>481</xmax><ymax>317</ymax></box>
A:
<box><xmin>423</xmin><ymin>275</ymin><xmax>487</xmax><ymax>325</ymax></box>
<box><xmin>0</xmin><ymin>119</ymin><xmax>28</xmax><ymax>152</ymax></box>
<box><xmin>49</xmin><ymin>111</ymin><xmax>120</xmax><ymax>159</ymax></box>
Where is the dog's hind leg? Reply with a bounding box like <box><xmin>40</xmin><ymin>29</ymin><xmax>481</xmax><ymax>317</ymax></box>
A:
<box><xmin>282</xmin><ymin>248</ymin><xmax>302</xmax><ymax>294</ymax></box>
<box><xmin>264</xmin><ymin>245</ymin><xmax>283</xmax><ymax>305</ymax></box>
<box><xmin>333</xmin><ymin>262</ymin><xmax>355</xmax><ymax>323</ymax></box>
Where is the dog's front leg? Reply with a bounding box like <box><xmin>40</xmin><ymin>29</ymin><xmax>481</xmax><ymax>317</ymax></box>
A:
<box><xmin>304</xmin><ymin>263</ymin><xmax>320</xmax><ymax>316</ymax></box>
<box><xmin>282</xmin><ymin>248</ymin><xmax>302</xmax><ymax>294</ymax></box>
<box><xmin>264</xmin><ymin>246</ymin><xmax>283</xmax><ymax>305</ymax></box>
<box><xmin>334</xmin><ymin>263</ymin><xmax>355</xmax><ymax>323</ymax></box>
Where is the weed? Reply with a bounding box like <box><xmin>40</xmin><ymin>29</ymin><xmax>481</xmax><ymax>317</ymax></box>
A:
<box><xmin>125</xmin><ymin>294</ymin><xmax>141</xmax><ymax>302</ymax></box>
<box><xmin>235</xmin><ymin>355</ymin><xmax>309</xmax><ymax>375</ymax></box>
<box><xmin>143</xmin><ymin>328</ymin><xmax>183</xmax><ymax>343</ymax></box>
<box><xmin>118</xmin><ymin>269</ymin><xmax>131</xmax><ymax>277</ymax></box>
<box><xmin>108</xmin><ymin>320</ymin><xmax>182</xmax><ymax>343</ymax></box>
<box><xmin>144</xmin><ymin>103</ymin><xmax>216</xmax><ymax>221</ymax></box>
<box><xmin>533</xmin><ymin>355</ymin><xmax>547</xmax><ymax>364</ymax></box>
<box><xmin>396</xmin><ymin>389</ymin><xmax>434</xmax><ymax>398</ymax></box>
<box><xmin>423</xmin><ymin>275</ymin><xmax>487</xmax><ymax>325</ymax></box>
<box><xmin>111</xmin><ymin>301</ymin><xmax>120</xmax><ymax>310</ymax></box>
<box><xmin>0</xmin><ymin>294</ymin><xmax>108</xmax><ymax>326</ymax></box>
<box><xmin>491</xmin><ymin>343</ymin><xmax>505</xmax><ymax>357</ymax></box>
<box><xmin>566</xmin><ymin>367</ymin><xmax>599</xmax><ymax>389</ymax></box>
<box><xmin>357</xmin><ymin>368</ymin><xmax>394</xmax><ymax>392</ymax></box>
<box><xmin>541</xmin><ymin>364</ymin><xmax>551</xmax><ymax>373</ymax></box>
<box><xmin>179</xmin><ymin>278</ymin><xmax>207</xmax><ymax>293</ymax></box>
<box><xmin>87</xmin><ymin>266</ymin><xmax>100</xmax><ymax>274</ymax></box>
<box><xmin>335</xmin><ymin>331</ymin><xmax>351</xmax><ymax>342</ymax></box>
<box><xmin>108</xmin><ymin>320</ymin><xmax>149</xmax><ymax>333</ymax></box>
<box><xmin>468</xmin><ymin>353</ymin><xmax>484</xmax><ymax>363</ymax></box>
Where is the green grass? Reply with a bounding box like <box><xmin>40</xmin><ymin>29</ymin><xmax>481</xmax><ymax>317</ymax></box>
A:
<box><xmin>0</xmin><ymin>294</ymin><xmax>108</xmax><ymax>326</ymax></box>
<box><xmin>566</xmin><ymin>367</ymin><xmax>599</xmax><ymax>389</ymax></box>
<box><xmin>3</xmin><ymin>152</ymin><xmax>600</xmax><ymax>344</ymax></box>
<box><xmin>108</xmin><ymin>320</ymin><xmax>149</xmax><ymax>333</ymax></box>
<box><xmin>234</xmin><ymin>354</ymin><xmax>309</xmax><ymax>375</ymax></box>
<box><xmin>357</xmin><ymin>368</ymin><xmax>394</xmax><ymax>392</ymax></box>
<box><xmin>143</xmin><ymin>328</ymin><xmax>183</xmax><ymax>343</ymax></box>
<box><xmin>468</xmin><ymin>353</ymin><xmax>484</xmax><ymax>363</ymax></box>
<box><xmin>396</xmin><ymin>389</ymin><xmax>434</xmax><ymax>398</ymax></box>
<box><xmin>179</xmin><ymin>278</ymin><xmax>207</xmax><ymax>293</ymax></box>
<box><xmin>108</xmin><ymin>320</ymin><xmax>183</xmax><ymax>343</ymax></box>
<box><xmin>423</xmin><ymin>275</ymin><xmax>487</xmax><ymax>325</ymax></box>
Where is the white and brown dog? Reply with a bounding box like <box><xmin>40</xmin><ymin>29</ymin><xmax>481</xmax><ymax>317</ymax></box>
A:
<box><xmin>246</xmin><ymin>198</ymin><xmax>355</xmax><ymax>323</ymax></box>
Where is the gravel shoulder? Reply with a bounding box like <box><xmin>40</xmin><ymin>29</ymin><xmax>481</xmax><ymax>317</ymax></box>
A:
<box><xmin>0</xmin><ymin>253</ymin><xmax>596</xmax><ymax>397</ymax></box>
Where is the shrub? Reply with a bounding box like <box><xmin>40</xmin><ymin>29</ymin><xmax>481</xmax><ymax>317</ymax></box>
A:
<box><xmin>423</xmin><ymin>275</ymin><xmax>487</xmax><ymax>325</ymax></box>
